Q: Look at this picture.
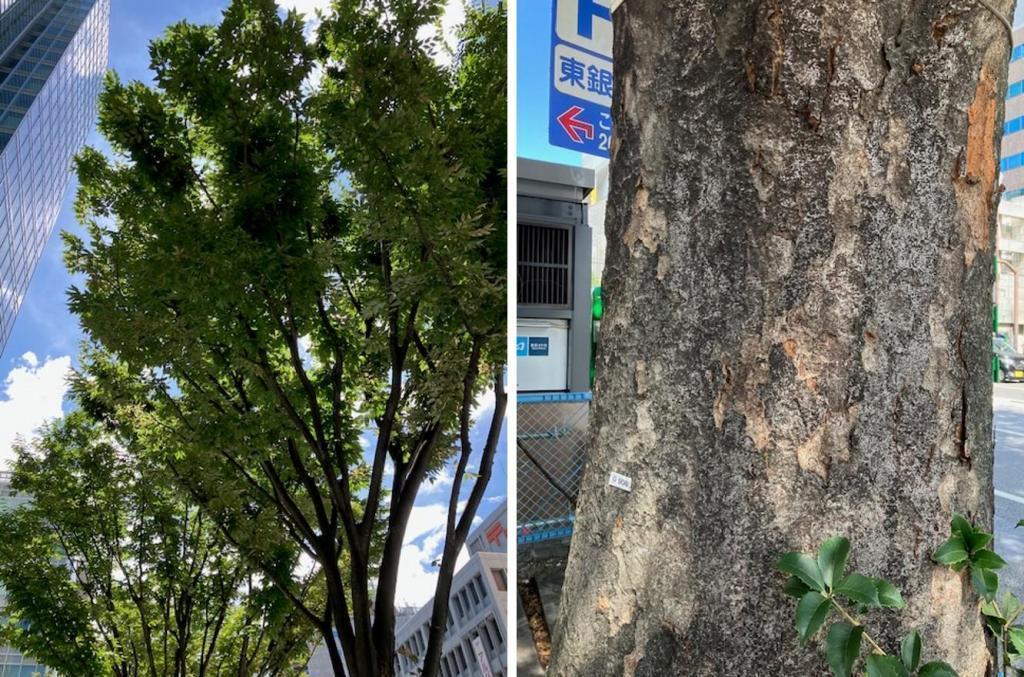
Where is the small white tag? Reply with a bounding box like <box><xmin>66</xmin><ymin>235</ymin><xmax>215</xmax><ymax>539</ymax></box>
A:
<box><xmin>608</xmin><ymin>472</ymin><xmax>632</xmax><ymax>492</ymax></box>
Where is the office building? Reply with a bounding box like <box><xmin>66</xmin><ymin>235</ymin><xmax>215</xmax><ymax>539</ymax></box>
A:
<box><xmin>0</xmin><ymin>0</ymin><xmax>109</xmax><ymax>355</ymax></box>
<box><xmin>393</xmin><ymin>502</ymin><xmax>508</xmax><ymax>677</ymax></box>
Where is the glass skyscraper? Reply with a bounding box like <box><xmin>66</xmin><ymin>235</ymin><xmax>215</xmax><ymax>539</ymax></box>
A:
<box><xmin>0</xmin><ymin>0</ymin><xmax>108</xmax><ymax>357</ymax></box>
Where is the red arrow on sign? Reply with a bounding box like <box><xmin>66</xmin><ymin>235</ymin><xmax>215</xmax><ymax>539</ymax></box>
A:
<box><xmin>557</xmin><ymin>105</ymin><xmax>594</xmax><ymax>143</ymax></box>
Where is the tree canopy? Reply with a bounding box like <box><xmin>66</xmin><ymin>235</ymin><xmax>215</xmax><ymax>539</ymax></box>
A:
<box><xmin>0</xmin><ymin>396</ymin><xmax>313</xmax><ymax>677</ymax></box>
<box><xmin>61</xmin><ymin>0</ymin><xmax>506</xmax><ymax>675</ymax></box>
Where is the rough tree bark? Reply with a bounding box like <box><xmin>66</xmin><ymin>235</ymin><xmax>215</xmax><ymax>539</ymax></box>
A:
<box><xmin>549</xmin><ymin>1</ymin><xmax>1011</xmax><ymax>674</ymax></box>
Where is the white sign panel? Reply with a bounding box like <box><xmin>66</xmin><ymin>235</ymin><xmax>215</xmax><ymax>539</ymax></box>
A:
<box><xmin>553</xmin><ymin>43</ymin><xmax>613</xmax><ymax>106</ymax></box>
<box><xmin>555</xmin><ymin>0</ymin><xmax>613</xmax><ymax>56</ymax></box>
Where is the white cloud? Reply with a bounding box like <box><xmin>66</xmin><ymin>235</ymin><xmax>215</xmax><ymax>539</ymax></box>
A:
<box><xmin>0</xmin><ymin>354</ymin><xmax>72</xmax><ymax>469</ymax></box>
<box><xmin>395</xmin><ymin>501</ymin><xmax>470</xmax><ymax>607</ymax></box>
<box><xmin>276</xmin><ymin>0</ymin><xmax>331</xmax><ymax>22</ymax></box>
<box><xmin>417</xmin><ymin>0</ymin><xmax>467</xmax><ymax>67</ymax></box>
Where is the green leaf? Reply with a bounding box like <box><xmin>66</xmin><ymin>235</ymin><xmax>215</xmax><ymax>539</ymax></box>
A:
<box><xmin>971</xmin><ymin>548</ymin><xmax>1006</xmax><ymax>571</ymax></box>
<box><xmin>899</xmin><ymin>630</ymin><xmax>920</xmax><ymax>672</ymax></box>
<box><xmin>876</xmin><ymin>580</ymin><xmax>905</xmax><ymax>609</ymax></box>
<box><xmin>970</xmin><ymin>566</ymin><xmax>998</xmax><ymax>601</ymax></box>
<box><xmin>817</xmin><ymin>536</ymin><xmax>850</xmax><ymax>590</ymax></box>
<box><xmin>795</xmin><ymin>591</ymin><xmax>831</xmax><ymax>643</ymax></box>
<box><xmin>865</xmin><ymin>654</ymin><xmax>910</xmax><ymax>677</ymax></box>
<box><xmin>918</xmin><ymin>661</ymin><xmax>958</xmax><ymax>677</ymax></box>
<box><xmin>965</xmin><ymin>530</ymin><xmax>993</xmax><ymax>553</ymax></box>
<box><xmin>835</xmin><ymin>573</ymin><xmax>880</xmax><ymax>607</ymax></box>
<box><xmin>1017</xmin><ymin>519</ymin><xmax>1024</xmax><ymax>529</ymax></box>
<box><xmin>980</xmin><ymin>598</ymin><xmax>1004</xmax><ymax>620</ymax></box>
<box><xmin>777</xmin><ymin>552</ymin><xmax>825</xmax><ymax>592</ymax></box>
<box><xmin>933</xmin><ymin>534</ymin><xmax>968</xmax><ymax>565</ymax></box>
<box><xmin>1009</xmin><ymin>627</ymin><xmax>1024</xmax><ymax>657</ymax></box>
<box><xmin>825</xmin><ymin>622</ymin><xmax>862</xmax><ymax>677</ymax></box>
<box><xmin>783</xmin><ymin>576</ymin><xmax>811</xmax><ymax>598</ymax></box>
<box><xmin>950</xmin><ymin>513</ymin><xmax>973</xmax><ymax>540</ymax></box>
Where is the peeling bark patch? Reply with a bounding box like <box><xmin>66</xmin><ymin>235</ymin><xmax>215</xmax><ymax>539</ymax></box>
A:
<box><xmin>623</xmin><ymin>184</ymin><xmax>667</xmax><ymax>255</ymax></box>
<box><xmin>931</xmin><ymin>13</ymin><xmax>960</xmax><ymax>43</ymax></box>
<box><xmin>635</xmin><ymin>361</ymin><xmax>649</xmax><ymax>396</ymax></box>
<box><xmin>795</xmin><ymin>424</ymin><xmax>827</xmax><ymax>477</ymax></box>
<box><xmin>957</xmin><ymin>65</ymin><xmax>997</xmax><ymax>265</ymax></box>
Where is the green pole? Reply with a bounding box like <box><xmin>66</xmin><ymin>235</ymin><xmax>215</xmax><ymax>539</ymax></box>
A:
<box><xmin>590</xmin><ymin>287</ymin><xmax>602</xmax><ymax>388</ymax></box>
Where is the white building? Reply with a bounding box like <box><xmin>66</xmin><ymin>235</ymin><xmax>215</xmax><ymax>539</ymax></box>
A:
<box><xmin>393</xmin><ymin>500</ymin><xmax>508</xmax><ymax>677</ymax></box>
<box><xmin>307</xmin><ymin>501</ymin><xmax>509</xmax><ymax>677</ymax></box>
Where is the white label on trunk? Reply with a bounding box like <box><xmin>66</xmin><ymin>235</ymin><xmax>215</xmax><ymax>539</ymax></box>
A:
<box><xmin>608</xmin><ymin>472</ymin><xmax>632</xmax><ymax>492</ymax></box>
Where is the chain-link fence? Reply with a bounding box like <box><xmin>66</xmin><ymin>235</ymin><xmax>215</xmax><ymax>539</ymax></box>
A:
<box><xmin>516</xmin><ymin>392</ymin><xmax>590</xmax><ymax>545</ymax></box>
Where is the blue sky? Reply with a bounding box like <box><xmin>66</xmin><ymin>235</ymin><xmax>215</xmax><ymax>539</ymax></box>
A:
<box><xmin>0</xmin><ymin>0</ymin><xmax>505</xmax><ymax>608</ymax></box>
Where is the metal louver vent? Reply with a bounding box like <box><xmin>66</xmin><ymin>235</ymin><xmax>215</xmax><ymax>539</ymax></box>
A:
<box><xmin>517</xmin><ymin>223</ymin><xmax>571</xmax><ymax>306</ymax></box>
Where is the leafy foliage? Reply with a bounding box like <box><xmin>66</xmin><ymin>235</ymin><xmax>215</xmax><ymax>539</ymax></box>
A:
<box><xmin>932</xmin><ymin>513</ymin><xmax>1005</xmax><ymax>600</ymax></box>
<box><xmin>780</xmin><ymin>517</ymin><xmax>1024</xmax><ymax>676</ymax></box>
<box><xmin>63</xmin><ymin>1</ymin><xmax>506</xmax><ymax>675</ymax></box>
<box><xmin>0</xmin><ymin>408</ymin><xmax>312</xmax><ymax>677</ymax></box>
<box><xmin>777</xmin><ymin>537</ymin><xmax>952</xmax><ymax>677</ymax></box>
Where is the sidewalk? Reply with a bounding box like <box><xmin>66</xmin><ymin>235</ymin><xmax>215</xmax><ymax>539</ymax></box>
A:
<box><xmin>517</xmin><ymin>537</ymin><xmax>571</xmax><ymax>675</ymax></box>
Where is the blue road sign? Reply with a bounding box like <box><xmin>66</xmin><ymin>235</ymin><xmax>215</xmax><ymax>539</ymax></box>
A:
<box><xmin>549</xmin><ymin>0</ymin><xmax>612</xmax><ymax>158</ymax></box>
<box><xmin>516</xmin><ymin>336</ymin><xmax>528</xmax><ymax>356</ymax></box>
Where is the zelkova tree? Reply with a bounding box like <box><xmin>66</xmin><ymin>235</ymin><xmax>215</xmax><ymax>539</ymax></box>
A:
<box><xmin>551</xmin><ymin>2</ymin><xmax>1010</xmax><ymax>675</ymax></box>
<box><xmin>64</xmin><ymin>1</ymin><xmax>506</xmax><ymax>676</ymax></box>
<box><xmin>0</xmin><ymin>398</ymin><xmax>312</xmax><ymax>677</ymax></box>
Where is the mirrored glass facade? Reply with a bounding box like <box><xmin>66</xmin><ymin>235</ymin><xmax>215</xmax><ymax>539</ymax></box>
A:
<box><xmin>0</xmin><ymin>0</ymin><xmax>108</xmax><ymax>356</ymax></box>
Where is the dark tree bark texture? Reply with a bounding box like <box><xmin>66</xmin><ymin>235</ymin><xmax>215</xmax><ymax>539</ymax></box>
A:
<box><xmin>550</xmin><ymin>1</ymin><xmax>1011</xmax><ymax>675</ymax></box>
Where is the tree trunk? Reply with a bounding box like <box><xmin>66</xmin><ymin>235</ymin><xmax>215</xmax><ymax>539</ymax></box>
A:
<box><xmin>550</xmin><ymin>1</ymin><xmax>1010</xmax><ymax>675</ymax></box>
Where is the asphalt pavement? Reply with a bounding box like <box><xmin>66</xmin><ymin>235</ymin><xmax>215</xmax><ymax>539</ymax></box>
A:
<box><xmin>994</xmin><ymin>383</ymin><xmax>1024</xmax><ymax>602</ymax></box>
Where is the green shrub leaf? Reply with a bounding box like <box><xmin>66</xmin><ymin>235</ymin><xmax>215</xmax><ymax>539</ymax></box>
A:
<box><xmin>865</xmin><ymin>654</ymin><xmax>909</xmax><ymax>677</ymax></box>
<box><xmin>777</xmin><ymin>552</ymin><xmax>826</xmax><ymax>592</ymax></box>
<box><xmin>1016</xmin><ymin>519</ymin><xmax>1024</xmax><ymax>529</ymax></box>
<box><xmin>1009</xmin><ymin>627</ymin><xmax>1024</xmax><ymax>657</ymax></box>
<box><xmin>971</xmin><ymin>549</ymin><xmax>1006</xmax><ymax>571</ymax></box>
<box><xmin>970</xmin><ymin>566</ymin><xmax>998</xmax><ymax>601</ymax></box>
<box><xmin>918</xmin><ymin>661</ymin><xmax>958</xmax><ymax>677</ymax></box>
<box><xmin>818</xmin><ymin>536</ymin><xmax>850</xmax><ymax>590</ymax></box>
<box><xmin>965</xmin><ymin>530</ymin><xmax>992</xmax><ymax>553</ymax></box>
<box><xmin>899</xmin><ymin>630</ymin><xmax>920</xmax><ymax>672</ymax></box>
<box><xmin>825</xmin><ymin>622</ymin><xmax>862</xmax><ymax>677</ymax></box>
<box><xmin>876</xmin><ymin>580</ymin><xmax>905</xmax><ymax>609</ymax></box>
<box><xmin>783</xmin><ymin>576</ymin><xmax>811</xmax><ymax>598</ymax></box>
<box><xmin>795</xmin><ymin>591</ymin><xmax>831</xmax><ymax>643</ymax></box>
<box><xmin>835</xmin><ymin>573</ymin><xmax>880</xmax><ymax>607</ymax></box>
<box><xmin>933</xmin><ymin>535</ymin><xmax>968</xmax><ymax>565</ymax></box>
<box><xmin>950</xmin><ymin>513</ymin><xmax>973</xmax><ymax>540</ymax></box>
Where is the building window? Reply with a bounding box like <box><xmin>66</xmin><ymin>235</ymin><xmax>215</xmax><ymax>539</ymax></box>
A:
<box><xmin>491</xmin><ymin>567</ymin><xmax>507</xmax><ymax>592</ymax></box>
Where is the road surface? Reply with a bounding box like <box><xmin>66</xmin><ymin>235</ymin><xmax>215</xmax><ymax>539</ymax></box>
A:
<box><xmin>994</xmin><ymin>383</ymin><xmax>1024</xmax><ymax>602</ymax></box>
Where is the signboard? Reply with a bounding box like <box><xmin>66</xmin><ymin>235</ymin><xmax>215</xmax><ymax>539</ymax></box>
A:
<box><xmin>518</xmin><ymin>336</ymin><xmax>551</xmax><ymax>356</ymax></box>
<box><xmin>471</xmin><ymin>636</ymin><xmax>494</xmax><ymax>677</ymax></box>
<box><xmin>549</xmin><ymin>0</ymin><xmax>613</xmax><ymax>157</ymax></box>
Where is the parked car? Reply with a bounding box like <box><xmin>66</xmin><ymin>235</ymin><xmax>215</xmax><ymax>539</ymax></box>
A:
<box><xmin>994</xmin><ymin>334</ymin><xmax>1024</xmax><ymax>382</ymax></box>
